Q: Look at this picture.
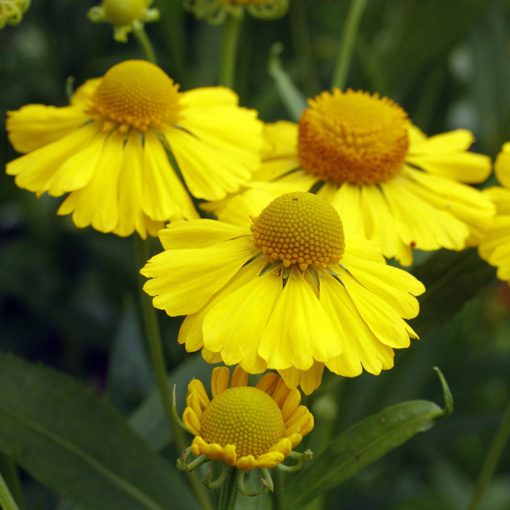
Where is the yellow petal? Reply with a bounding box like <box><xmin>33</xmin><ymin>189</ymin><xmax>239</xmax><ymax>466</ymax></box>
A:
<box><xmin>142</xmin><ymin>237</ymin><xmax>257</xmax><ymax>316</ymax></box>
<box><xmin>258</xmin><ymin>269</ymin><xmax>341</xmax><ymax>371</ymax></box>
<box><xmin>7</xmin><ymin>105</ymin><xmax>89</xmax><ymax>153</ymax></box>
<box><xmin>159</xmin><ymin>220</ymin><xmax>248</xmax><ymax>250</ymax></box>
<box><xmin>495</xmin><ymin>142</ymin><xmax>510</xmax><ymax>188</ymax></box>
<box><xmin>142</xmin><ymin>131</ymin><xmax>197</xmax><ymax>222</ymax></box>
<box><xmin>319</xmin><ymin>272</ymin><xmax>394</xmax><ymax>376</ymax></box>
<box><xmin>203</xmin><ymin>269</ymin><xmax>282</xmax><ymax>370</ymax></box>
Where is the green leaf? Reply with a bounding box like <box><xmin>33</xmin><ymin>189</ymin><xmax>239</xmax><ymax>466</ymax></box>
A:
<box><xmin>0</xmin><ymin>473</ymin><xmax>20</xmax><ymax>510</ymax></box>
<box><xmin>268</xmin><ymin>43</ymin><xmax>307</xmax><ymax>121</ymax></box>
<box><xmin>0</xmin><ymin>352</ymin><xmax>197</xmax><ymax>510</ymax></box>
<box><xmin>411</xmin><ymin>249</ymin><xmax>495</xmax><ymax>337</ymax></box>
<box><xmin>284</xmin><ymin>371</ymin><xmax>452</xmax><ymax>508</ymax></box>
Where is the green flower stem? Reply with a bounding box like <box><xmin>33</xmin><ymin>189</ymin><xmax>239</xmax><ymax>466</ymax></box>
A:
<box><xmin>133</xmin><ymin>24</ymin><xmax>158</xmax><ymax>65</ymax></box>
<box><xmin>134</xmin><ymin>237</ymin><xmax>213</xmax><ymax>510</ymax></box>
<box><xmin>0</xmin><ymin>454</ymin><xmax>25</xmax><ymax>510</ymax></box>
<box><xmin>468</xmin><ymin>399</ymin><xmax>510</xmax><ymax>510</ymax></box>
<box><xmin>330</xmin><ymin>0</ymin><xmax>368</xmax><ymax>90</ymax></box>
<box><xmin>271</xmin><ymin>469</ymin><xmax>284</xmax><ymax>510</ymax></box>
<box><xmin>218</xmin><ymin>468</ymin><xmax>238</xmax><ymax>510</ymax></box>
<box><xmin>219</xmin><ymin>14</ymin><xmax>242</xmax><ymax>88</ymax></box>
<box><xmin>0</xmin><ymin>473</ymin><xmax>20</xmax><ymax>510</ymax></box>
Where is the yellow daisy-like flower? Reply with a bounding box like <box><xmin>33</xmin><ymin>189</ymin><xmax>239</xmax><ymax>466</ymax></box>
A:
<box><xmin>182</xmin><ymin>366</ymin><xmax>313</xmax><ymax>471</ymax></box>
<box><xmin>88</xmin><ymin>0</ymin><xmax>159</xmax><ymax>42</ymax></box>
<box><xmin>0</xmin><ymin>0</ymin><xmax>29</xmax><ymax>28</ymax></box>
<box><xmin>6</xmin><ymin>60</ymin><xmax>263</xmax><ymax>238</ymax></box>
<box><xmin>183</xmin><ymin>0</ymin><xmax>288</xmax><ymax>24</ymax></box>
<box><xmin>251</xmin><ymin>89</ymin><xmax>494</xmax><ymax>265</ymax></box>
<box><xmin>479</xmin><ymin>143</ymin><xmax>510</xmax><ymax>281</ymax></box>
<box><xmin>142</xmin><ymin>189</ymin><xmax>425</xmax><ymax>394</ymax></box>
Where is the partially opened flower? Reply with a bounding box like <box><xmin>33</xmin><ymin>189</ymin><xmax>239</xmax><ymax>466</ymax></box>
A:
<box><xmin>479</xmin><ymin>143</ymin><xmax>510</xmax><ymax>281</ymax></box>
<box><xmin>184</xmin><ymin>0</ymin><xmax>288</xmax><ymax>24</ymax></box>
<box><xmin>180</xmin><ymin>366</ymin><xmax>313</xmax><ymax>479</ymax></box>
<box><xmin>250</xmin><ymin>90</ymin><xmax>494</xmax><ymax>265</ymax></box>
<box><xmin>88</xmin><ymin>0</ymin><xmax>159</xmax><ymax>42</ymax></box>
<box><xmin>142</xmin><ymin>189</ymin><xmax>425</xmax><ymax>393</ymax></box>
<box><xmin>6</xmin><ymin>60</ymin><xmax>263</xmax><ymax>238</ymax></box>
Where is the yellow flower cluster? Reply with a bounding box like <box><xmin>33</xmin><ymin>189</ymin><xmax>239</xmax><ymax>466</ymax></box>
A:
<box><xmin>5</xmin><ymin>8</ymin><xmax>509</xmax><ymax>478</ymax></box>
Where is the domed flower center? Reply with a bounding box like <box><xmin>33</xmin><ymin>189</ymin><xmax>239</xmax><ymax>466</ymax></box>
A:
<box><xmin>89</xmin><ymin>60</ymin><xmax>180</xmax><ymax>131</ymax></box>
<box><xmin>298</xmin><ymin>89</ymin><xmax>409</xmax><ymax>185</ymax></box>
<box><xmin>201</xmin><ymin>387</ymin><xmax>285</xmax><ymax>458</ymax></box>
<box><xmin>251</xmin><ymin>192</ymin><xmax>345</xmax><ymax>270</ymax></box>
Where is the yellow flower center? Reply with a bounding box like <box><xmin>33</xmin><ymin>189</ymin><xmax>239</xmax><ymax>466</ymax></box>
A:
<box><xmin>88</xmin><ymin>60</ymin><xmax>180</xmax><ymax>131</ymax></box>
<box><xmin>251</xmin><ymin>192</ymin><xmax>344</xmax><ymax>270</ymax></box>
<box><xmin>201</xmin><ymin>387</ymin><xmax>285</xmax><ymax>458</ymax></box>
<box><xmin>298</xmin><ymin>89</ymin><xmax>409</xmax><ymax>185</ymax></box>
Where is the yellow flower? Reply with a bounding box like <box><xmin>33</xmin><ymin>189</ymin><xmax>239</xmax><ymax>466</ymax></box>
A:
<box><xmin>142</xmin><ymin>189</ymin><xmax>425</xmax><ymax>394</ymax></box>
<box><xmin>88</xmin><ymin>0</ymin><xmax>159</xmax><ymax>42</ymax></box>
<box><xmin>0</xmin><ymin>0</ymin><xmax>29</xmax><ymax>28</ymax></box>
<box><xmin>251</xmin><ymin>89</ymin><xmax>494</xmax><ymax>265</ymax></box>
<box><xmin>479</xmin><ymin>143</ymin><xmax>510</xmax><ymax>282</ymax></box>
<box><xmin>183</xmin><ymin>0</ymin><xmax>288</xmax><ymax>24</ymax></box>
<box><xmin>6</xmin><ymin>60</ymin><xmax>263</xmax><ymax>238</ymax></box>
<box><xmin>182</xmin><ymin>366</ymin><xmax>313</xmax><ymax>471</ymax></box>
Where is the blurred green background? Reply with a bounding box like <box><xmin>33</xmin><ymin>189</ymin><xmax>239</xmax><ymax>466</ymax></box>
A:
<box><xmin>1</xmin><ymin>0</ymin><xmax>510</xmax><ymax>509</ymax></box>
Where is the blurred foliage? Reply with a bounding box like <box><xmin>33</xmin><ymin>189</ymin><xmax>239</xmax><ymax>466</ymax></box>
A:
<box><xmin>1</xmin><ymin>0</ymin><xmax>510</xmax><ymax>509</ymax></box>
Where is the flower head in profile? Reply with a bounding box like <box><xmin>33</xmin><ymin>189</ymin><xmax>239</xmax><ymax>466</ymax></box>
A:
<box><xmin>88</xmin><ymin>0</ymin><xmax>159</xmax><ymax>42</ymax></box>
<box><xmin>479</xmin><ymin>143</ymin><xmax>510</xmax><ymax>281</ymax></box>
<box><xmin>184</xmin><ymin>0</ymin><xmax>288</xmax><ymax>24</ymax></box>
<box><xmin>0</xmin><ymin>0</ymin><xmax>30</xmax><ymax>29</ymax></box>
<box><xmin>6</xmin><ymin>60</ymin><xmax>263</xmax><ymax>238</ymax></box>
<box><xmin>251</xmin><ymin>89</ymin><xmax>494</xmax><ymax>265</ymax></box>
<box><xmin>179</xmin><ymin>366</ymin><xmax>313</xmax><ymax>492</ymax></box>
<box><xmin>142</xmin><ymin>189</ymin><xmax>425</xmax><ymax>394</ymax></box>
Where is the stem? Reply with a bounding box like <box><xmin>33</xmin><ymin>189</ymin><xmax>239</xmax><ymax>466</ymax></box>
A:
<box><xmin>133</xmin><ymin>24</ymin><xmax>158</xmax><ymax>64</ymax></box>
<box><xmin>0</xmin><ymin>454</ymin><xmax>25</xmax><ymax>510</ymax></box>
<box><xmin>219</xmin><ymin>14</ymin><xmax>242</xmax><ymax>88</ymax></box>
<box><xmin>271</xmin><ymin>469</ymin><xmax>283</xmax><ymax>510</ymax></box>
<box><xmin>218</xmin><ymin>468</ymin><xmax>237</xmax><ymax>510</ymax></box>
<box><xmin>134</xmin><ymin>237</ymin><xmax>213</xmax><ymax>510</ymax></box>
<box><xmin>330</xmin><ymin>0</ymin><xmax>368</xmax><ymax>90</ymax></box>
<box><xmin>468</xmin><ymin>400</ymin><xmax>510</xmax><ymax>510</ymax></box>
<box><xmin>0</xmin><ymin>473</ymin><xmax>20</xmax><ymax>510</ymax></box>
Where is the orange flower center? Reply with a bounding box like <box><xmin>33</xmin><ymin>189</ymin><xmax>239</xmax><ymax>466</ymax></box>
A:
<box><xmin>251</xmin><ymin>192</ymin><xmax>345</xmax><ymax>270</ymax></box>
<box><xmin>298</xmin><ymin>89</ymin><xmax>409</xmax><ymax>185</ymax></box>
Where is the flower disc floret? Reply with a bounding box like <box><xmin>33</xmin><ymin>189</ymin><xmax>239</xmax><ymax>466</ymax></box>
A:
<box><xmin>251</xmin><ymin>192</ymin><xmax>344</xmax><ymax>270</ymax></box>
<box><xmin>298</xmin><ymin>89</ymin><xmax>409</xmax><ymax>185</ymax></box>
<box><xmin>201</xmin><ymin>387</ymin><xmax>285</xmax><ymax>457</ymax></box>
<box><xmin>88</xmin><ymin>60</ymin><xmax>180</xmax><ymax>131</ymax></box>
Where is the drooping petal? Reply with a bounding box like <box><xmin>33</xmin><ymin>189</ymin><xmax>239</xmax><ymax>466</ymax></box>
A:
<box><xmin>142</xmin><ymin>237</ymin><xmax>257</xmax><ymax>316</ymax></box>
<box><xmin>142</xmin><ymin>131</ymin><xmax>197</xmax><ymax>222</ymax></box>
<box><xmin>7</xmin><ymin>105</ymin><xmax>89</xmax><ymax>153</ymax></box>
<box><xmin>258</xmin><ymin>268</ymin><xmax>340</xmax><ymax>371</ymax></box>
<box><xmin>203</xmin><ymin>269</ymin><xmax>283</xmax><ymax>370</ymax></box>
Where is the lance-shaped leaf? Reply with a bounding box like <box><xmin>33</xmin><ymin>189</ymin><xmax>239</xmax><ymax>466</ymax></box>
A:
<box><xmin>0</xmin><ymin>352</ymin><xmax>197</xmax><ymax>510</ymax></box>
<box><xmin>284</xmin><ymin>369</ymin><xmax>453</xmax><ymax>508</ymax></box>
